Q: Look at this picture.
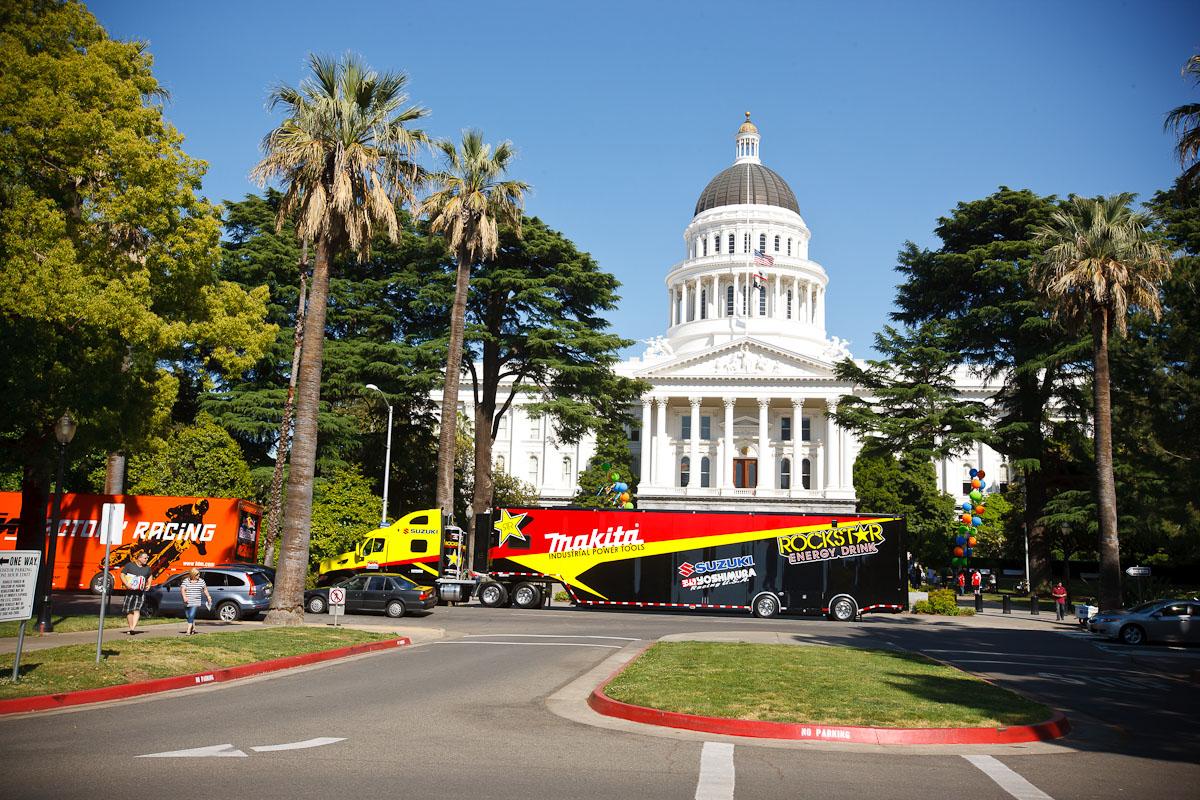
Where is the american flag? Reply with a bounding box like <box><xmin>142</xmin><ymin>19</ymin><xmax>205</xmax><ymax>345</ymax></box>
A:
<box><xmin>753</xmin><ymin>249</ymin><xmax>774</xmax><ymax>267</ymax></box>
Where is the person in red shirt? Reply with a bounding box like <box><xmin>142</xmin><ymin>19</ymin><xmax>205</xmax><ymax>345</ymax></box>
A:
<box><xmin>971</xmin><ymin>570</ymin><xmax>982</xmax><ymax>595</ymax></box>
<box><xmin>1052</xmin><ymin>582</ymin><xmax>1069</xmax><ymax>620</ymax></box>
<box><xmin>956</xmin><ymin>572</ymin><xmax>966</xmax><ymax>596</ymax></box>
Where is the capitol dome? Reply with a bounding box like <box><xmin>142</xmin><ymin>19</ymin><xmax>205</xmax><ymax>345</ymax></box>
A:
<box><xmin>694</xmin><ymin>163</ymin><xmax>800</xmax><ymax>216</ymax></box>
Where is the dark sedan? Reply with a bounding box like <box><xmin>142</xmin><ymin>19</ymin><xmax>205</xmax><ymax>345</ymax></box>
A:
<box><xmin>304</xmin><ymin>572</ymin><xmax>436</xmax><ymax>618</ymax></box>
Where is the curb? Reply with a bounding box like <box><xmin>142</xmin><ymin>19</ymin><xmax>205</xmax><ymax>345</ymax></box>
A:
<box><xmin>587</xmin><ymin>647</ymin><xmax>1071</xmax><ymax>745</ymax></box>
<box><xmin>0</xmin><ymin>636</ymin><xmax>411</xmax><ymax>715</ymax></box>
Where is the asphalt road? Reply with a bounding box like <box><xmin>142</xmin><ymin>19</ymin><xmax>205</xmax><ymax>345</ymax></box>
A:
<box><xmin>2</xmin><ymin>602</ymin><xmax>1198</xmax><ymax>800</ymax></box>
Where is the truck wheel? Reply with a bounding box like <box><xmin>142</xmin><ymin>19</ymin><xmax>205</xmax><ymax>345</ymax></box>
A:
<box><xmin>385</xmin><ymin>599</ymin><xmax>406</xmax><ymax>618</ymax></box>
<box><xmin>215</xmin><ymin>600</ymin><xmax>242</xmax><ymax>622</ymax></box>
<box><xmin>511</xmin><ymin>583</ymin><xmax>542</xmax><ymax>609</ymax></box>
<box><xmin>829</xmin><ymin>596</ymin><xmax>858</xmax><ymax>622</ymax></box>
<box><xmin>307</xmin><ymin>595</ymin><xmax>327</xmax><ymax>614</ymax></box>
<box><xmin>89</xmin><ymin>572</ymin><xmax>113</xmax><ymax>595</ymax></box>
<box><xmin>1119</xmin><ymin>624</ymin><xmax>1146</xmax><ymax>646</ymax></box>
<box><xmin>478</xmin><ymin>582</ymin><xmax>509</xmax><ymax>608</ymax></box>
<box><xmin>752</xmin><ymin>594</ymin><xmax>780</xmax><ymax>618</ymax></box>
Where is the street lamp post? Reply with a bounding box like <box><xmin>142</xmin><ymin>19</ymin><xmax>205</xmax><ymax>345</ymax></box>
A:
<box><xmin>36</xmin><ymin>412</ymin><xmax>77</xmax><ymax>633</ymax></box>
<box><xmin>364</xmin><ymin>384</ymin><xmax>393</xmax><ymax>528</ymax></box>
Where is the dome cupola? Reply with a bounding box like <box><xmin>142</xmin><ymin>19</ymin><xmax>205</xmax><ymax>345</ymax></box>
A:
<box><xmin>693</xmin><ymin>114</ymin><xmax>800</xmax><ymax>216</ymax></box>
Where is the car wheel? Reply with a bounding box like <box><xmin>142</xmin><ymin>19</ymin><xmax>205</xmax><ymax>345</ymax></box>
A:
<box><xmin>215</xmin><ymin>600</ymin><xmax>241</xmax><ymax>623</ymax></box>
<box><xmin>511</xmin><ymin>582</ymin><xmax>542</xmax><ymax>609</ymax></box>
<box><xmin>306</xmin><ymin>595</ymin><xmax>327</xmax><ymax>614</ymax></box>
<box><xmin>89</xmin><ymin>572</ymin><xmax>114</xmax><ymax>595</ymax></box>
<box><xmin>385</xmin><ymin>599</ymin><xmax>406</xmax><ymax>618</ymax></box>
<box><xmin>478</xmin><ymin>582</ymin><xmax>509</xmax><ymax>608</ymax></box>
<box><xmin>829</xmin><ymin>596</ymin><xmax>858</xmax><ymax>622</ymax></box>
<box><xmin>1119</xmin><ymin>624</ymin><xmax>1146</xmax><ymax>646</ymax></box>
<box><xmin>141</xmin><ymin>601</ymin><xmax>157</xmax><ymax>619</ymax></box>
<box><xmin>753</xmin><ymin>593</ymin><xmax>781</xmax><ymax>619</ymax></box>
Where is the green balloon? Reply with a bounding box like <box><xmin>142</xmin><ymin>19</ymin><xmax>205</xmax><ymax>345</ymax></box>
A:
<box><xmin>623</xmin><ymin>502</ymin><xmax>635</xmax><ymax>509</ymax></box>
<box><xmin>969</xmin><ymin>489</ymin><xmax>983</xmax><ymax>503</ymax></box>
<box><xmin>610</xmin><ymin>471</ymin><xmax>620</xmax><ymax>481</ymax></box>
<box><xmin>959</xmin><ymin>525</ymin><xmax>971</xmax><ymax>534</ymax></box>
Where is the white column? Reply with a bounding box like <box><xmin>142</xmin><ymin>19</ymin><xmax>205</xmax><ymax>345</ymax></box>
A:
<box><xmin>791</xmin><ymin>399</ymin><xmax>803</xmax><ymax>490</ymax></box>
<box><xmin>817</xmin><ymin>286</ymin><xmax>826</xmax><ymax>330</ymax></box>
<box><xmin>667</xmin><ymin>287</ymin><xmax>674</xmax><ymax>327</ymax></box>
<box><xmin>772</xmin><ymin>273</ymin><xmax>781</xmax><ymax>318</ymax></box>
<box><xmin>757</xmin><ymin>398</ymin><xmax>773</xmax><ymax>490</ymax></box>
<box><xmin>732</xmin><ymin>273</ymin><xmax>739</xmax><ymax>317</ymax></box>
<box><xmin>689</xmin><ymin>397</ymin><xmax>701</xmax><ymax>488</ymax></box>
<box><xmin>815</xmin><ymin>439</ymin><xmax>825</xmax><ymax>493</ymax></box>
<box><xmin>693</xmin><ymin>278</ymin><xmax>701</xmax><ymax>321</ymax></box>
<box><xmin>826</xmin><ymin>402</ymin><xmax>840</xmax><ymax>490</ymax></box>
<box><xmin>639</xmin><ymin>398</ymin><xmax>652</xmax><ymax>485</ymax></box>
<box><xmin>655</xmin><ymin>398</ymin><xmax>669</xmax><ymax>486</ymax></box>
<box><xmin>722</xmin><ymin>397</ymin><xmax>735</xmax><ymax>488</ymax></box>
<box><xmin>807</xmin><ymin>282</ymin><xmax>815</xmax><ymax>323</ymax></box>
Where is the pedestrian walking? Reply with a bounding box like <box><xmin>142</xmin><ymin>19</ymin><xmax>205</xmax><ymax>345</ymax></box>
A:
<box><xmin>180</xmin><ymin>568</ymin><xmax>212</xmax><ymax>635</ymax></box>
<box><xmin>956</xmin><ymin>571</ymin><xmax>966</xmax><ymax>596</ymax></box>
<box><xmin>120</xmin><ymin>550</ymin><xmax>152</xmax><ymax>635</ymax></box>
<box><xmin>1052</xmin><ymin>581</ymin><xmax>1069</xmax><ymax>621</ymax></box>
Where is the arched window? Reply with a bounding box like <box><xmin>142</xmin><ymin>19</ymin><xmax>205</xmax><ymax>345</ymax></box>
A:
<box><xmin>700</xmin><ymin>288</ymin><xmax>707</xmax><ymax>319</ymax></box>
<box><xmin>714</xmin><ymin>233</ymin><xmax>721</xmax><ymax>254</ymax></box>
<box><xmin>786</xmin><ymin>289</ymin><xmax>793</xmax><ymax>319</ymax></box>
<box><xmin>780</xmin><ymin>458</ymin><xmax>791</xmax><ymax>490</ymax></box>
<box><xmin>498</xmin><ymin>415</ymin><xmax>509</xmax><ymax>437</ymax></box>
<box><xmin>562</xmin><ymin>456</ymin><xmax>572</xmax><ymax>481</ymax></box>
<box><xmin>759</xmin><ymin>286</ymin><xmax>767</xmax><ymax>315</ymax></box>
<box><xmin>773</xmin><ymin>235</ymin><xmax>780</xmax><ymax>253</ymax></box>
<box><xmin>962</xmin><ymin>466</ymin><xmax>974</xmax><ymax>495</ymax></box>
<box><xmin>726</xmin><ymin>284</ymin><xmax>734</xmax><ymax>316</ymax></box>
<box><xmin>802</xmin><ymin>458</ymin><xmax>812</xmax><ymax>490</ymax></box>
<box><xmin>728</xmin><ymin>233</ymin><xmax>735</xmax><ymax>253</ymax></box>
<box><xmin>701</xmin><ymin>456</ymin><xmax>711</xmax><ymax>488</ymax></box>
<box><xmin>787</xmin><ymin>238</ymin><xmax>792</xmax><ymax>256</ymax></box>
<box><xmin>528</xmin><ymin>455</ymin><xmax>539</xmax><ymax>484</ymax></box>
<box><xmin>680</xmin><ymin>456</ymin><xmax>691</xmax><ymax>487</ymax></box>
<box><xmin>759</xmin><ymin>233</ymin><xmax>767</xmax><ymax>252</ymax></box>
<box><xmin>743</xmin><ymin>232</ymin><xmax>751</xmax><ymax>253</ymax></box>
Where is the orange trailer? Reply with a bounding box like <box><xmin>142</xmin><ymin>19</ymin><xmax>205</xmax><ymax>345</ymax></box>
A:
<box><xmin>0</xmin><ymin>493</ymin><xmax>261</xmax><ymax>593</ymax></box>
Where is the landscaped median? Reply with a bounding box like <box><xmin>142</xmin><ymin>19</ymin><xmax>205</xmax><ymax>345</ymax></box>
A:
<box><xmin>0</xmin><ymin>628</ymin><xmax>408</xmax><ymax>714</ymax></box>
<box><xmin>590</xmin><ymin>642</ymin><xmax>1069</xmax><ymax>745</ymax></box>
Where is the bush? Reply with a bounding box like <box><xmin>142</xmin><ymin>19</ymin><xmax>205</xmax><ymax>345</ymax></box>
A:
<box><xmin>913</xmin><ymin>588</ymin><xmax>967</xmax><ymax>616</ymax></box>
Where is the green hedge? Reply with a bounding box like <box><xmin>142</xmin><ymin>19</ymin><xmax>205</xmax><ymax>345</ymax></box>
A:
<box><xmin>912</xmin><ymin>588</ymin><xmax>974</xmax><ymax>616</ymax></box>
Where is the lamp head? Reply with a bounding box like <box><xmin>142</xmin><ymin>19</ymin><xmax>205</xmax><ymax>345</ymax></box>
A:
<box><xmin>365</xmin><ymin>383</ymin><xmax>380</xmax><ymax>392</ymax></box>
<box><xmin>54</xmin><ymin>413</ymin><xmax>77</xmax><ymax>446</ymax></box>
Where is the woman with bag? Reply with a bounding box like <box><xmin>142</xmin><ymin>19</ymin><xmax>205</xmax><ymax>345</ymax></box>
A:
<box><xmin>180</xmin><ymin>568</ymin><xmax>212</xmax><ymax>636</ymax></box>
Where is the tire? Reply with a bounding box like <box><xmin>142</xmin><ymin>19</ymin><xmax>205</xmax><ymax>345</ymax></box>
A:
<box><xmin>306</xmin><ymin>595</ymin><xmax>327</xmax><ymax>614</ymax></box>
<box><xmin>752</xmin><ymin>593</ymin><xmax>781</xmax><ymax>619</ymax></box>
<box><xmin>141</xmin><ymin>601</ymin><xmax>157</xmax><ymax>619</ymax></box>
<box><xmin>511</xmin><ymin>582</ymin><xmax>542</xmax><ymax>609</ymax></box>
<box><xmin>89</xmin><ymin>571</ymin><xmax>114</xmax><ymax>595</ymax></box>
<box><xmin>478</xmin><ymin>582</ymin><xmax>509</xmax><ymax>608</ymax></box>
<box><xmin>385</xmin><ymin>599</ymin><xmax>406</xmax><ymax>618</ymax></box>
<box><xmin>829</xmin><ymin>596</ymin><xmax>858</xmax><ymax>622</ymax></box>
<box><xmin>215</xmin><ymin>600</ymin><xmax>242</xmax><ymax>622</ymax></box>
<box><xmin>1119</xmin><ymin>624</ymin><xmax>1146</xmax><ymax>646</ymax></box>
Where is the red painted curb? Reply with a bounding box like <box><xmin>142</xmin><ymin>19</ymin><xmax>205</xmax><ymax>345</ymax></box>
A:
<box><xmin>0</xmin><ymin>636</ymin><xmax>411</xmax><ymax>715</ymax></box>
<box><xmin>588</xmin><ymin>649</ymin><xmax>1071</xmax><ymax>745</ymax></box>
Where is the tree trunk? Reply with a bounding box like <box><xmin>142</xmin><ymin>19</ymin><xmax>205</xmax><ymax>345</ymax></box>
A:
<box><xmin>15</xmin><ymin>462</ymin><xmax>49</xmax><ymax>552</ymax></box>
<box><xmin>265</xmin><ymin>238</ymin><xmax>331</xmax><ymax>625</ymax></box>
<box><xmin>1093</xmin><ymin>309</ymin><xmax>1122</xmax><ymax>610</ymax></box>
<box><xmin>469</xmin><ymin>321</ymin><xmax>502</xmax><ymax>548</ymax></box>
<box><xmin>265</xmin><ymin>267</ymin><xmax>308</xmax><ymax>568</ymax></box>
<box><xmin>436</xmin><ymin>243</ymin><xmax>472</xmax><ymax>523</ymax></box>
<box><xmin>103</xmin><ymin>452</ymin><xmax>125</xmax><ymax>494</ymax></box>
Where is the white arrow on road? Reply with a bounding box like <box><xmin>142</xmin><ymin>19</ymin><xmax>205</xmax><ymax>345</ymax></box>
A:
<box><xmin>138</xmin><ymin>744</ymin><xmax>247</xmax><ymax>758</ymax></box>
<box><xmin>251</xmin><ymin>737</ymin><xmax>346</xmax><ymax>752</ymax></box>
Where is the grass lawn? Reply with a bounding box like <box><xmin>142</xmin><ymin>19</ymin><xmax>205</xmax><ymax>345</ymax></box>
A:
<box><xmin>0</xmin><ymin>615</ymin><xmax>174</xmax><ymax>638</ymax></box>
<box><xmin>605</xmin><ymin>642</ymin><xmax>1051</xmax><ymax>728</ymax></box>
<box><xmin>0</xmin><ymin>627</ymin><xmax>394</xmax><ymax>700</ymax></box>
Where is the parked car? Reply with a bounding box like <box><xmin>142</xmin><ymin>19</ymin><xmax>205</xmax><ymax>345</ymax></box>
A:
<box><xmin>1088</xmin><ymin>598</ymin><xmax>1200</xmax><ymax>645</ymax></box>
<box><xmin>304</xmin><ymin>573</ymin><xmax>436</xmax><ymax>618</ymax></box>
<box><xmin>145</xmin><ymin>567</ymin><xmax>273</xmax><ymax>622</ymax></box>
<box><xmin>212</xmin><ymin>562</ymin><xmax>275</xmax><ymax>583</ymax></box>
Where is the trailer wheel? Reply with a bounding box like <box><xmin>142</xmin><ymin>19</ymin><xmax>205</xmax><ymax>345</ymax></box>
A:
<box><xmin>511</xmin><ymin>582</ymin><xmax>542</xmax><ymax>609</ymax></box>
<box><xmin>829</xmin><ymin>595</ymin><xmax>858</xmax><ymax>622</ymax></box>
<box><xmin>478</xmin><ymin>582</ymin><xmax>509</xmax><ymax>608</ymax></box>
<box><xmin>752</xmin><ymin>593</ymin><xmax>781</xmax><ymax>619</ymax></box>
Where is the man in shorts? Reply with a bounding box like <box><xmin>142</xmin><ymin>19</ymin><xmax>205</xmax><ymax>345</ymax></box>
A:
<box><xmin>121</xmin><ymin>550</ymin><xmax>152</xmax><ymax>635</ymax></box>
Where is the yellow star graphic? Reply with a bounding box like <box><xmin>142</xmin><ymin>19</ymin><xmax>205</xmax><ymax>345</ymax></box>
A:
<box><xmin>853</xmin><ymin>526</ymin><xmax>868</xmax><ymax>544</ymax></box>
<box><xmin>494</xmin><ymin>509</ymin><xmax>529</xmax><ymax>547</ymax></box>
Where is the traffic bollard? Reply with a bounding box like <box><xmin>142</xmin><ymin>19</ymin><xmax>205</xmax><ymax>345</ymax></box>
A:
<box><xmin>1030</xmin><ymin>593</ymin><xmax>1040</xmax><ymax>615</ymax></box>
<box><xmin>975</xmin><ymin>592</ymin><xmax>983</xmax><ymax>612</ymax></box>
<box><xmin>1002</xmin><ymin>593</ymin><xmax>1011</xmax><ymax>614</ymax></box>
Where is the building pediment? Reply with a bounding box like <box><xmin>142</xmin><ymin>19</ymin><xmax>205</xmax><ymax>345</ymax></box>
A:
<box><xmin>633</xmin><ymin>338</ymin><xmax>837</xmax><ymax>380</ymax></box>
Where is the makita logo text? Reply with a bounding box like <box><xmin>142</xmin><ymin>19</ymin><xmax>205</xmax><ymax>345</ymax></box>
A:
<box><xmin>678</xmin><ymin>555</ymin><xmax>755</xmax><ymax>577</ymax></box>
<box><xmin>545</xmin><ymin>526</ymin><xmax>644</xmax><ymax>556</ymax></box>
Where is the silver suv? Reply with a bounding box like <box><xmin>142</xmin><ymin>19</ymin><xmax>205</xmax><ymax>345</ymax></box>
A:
<box><xmin>1088</xmin><ymin>599</ymin><xmax>1199</xmax><ymax>645</ymax></box>
<box><xmin>146</xmin><ymin>567</ymin><xmax>273</xmax><ymax>622</ymax></box>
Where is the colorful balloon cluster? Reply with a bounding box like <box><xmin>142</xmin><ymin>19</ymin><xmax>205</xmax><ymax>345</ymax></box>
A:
<box><xmin>596</xmin><ymin>463</ymin><xmax>636</xmax><ymax>509</ymax></box>
<box><xmin>951</xmin><ymin>467</ymin><xmax>987</xmax><ymax>567</ymax></box>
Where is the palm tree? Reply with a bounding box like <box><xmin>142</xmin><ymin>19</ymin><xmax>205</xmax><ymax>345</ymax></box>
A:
<box><xmin>422</xmin><ymin>130</ymin><xmax>527</xmax><ymax>529</ymax></box>
<box><xmin>1165</xmin><ymin>55</ymin><xmax>1200</xmax><ymax>190</ymax></box>
<box><xmin>1030</xmin><ymin>195</ymin><xmax>1172</xmax><ymax>611</ymax></box>
<box><xmin>250</xmin><ymin>53</ymin><xmax>427</xmax><ymax>623</ymax></box>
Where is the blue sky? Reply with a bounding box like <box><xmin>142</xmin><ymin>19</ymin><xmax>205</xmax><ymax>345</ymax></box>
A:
<box><xmin>91</xmin><ymin>0</ymin><xmax>1197</xmax><ymax>359</ymax></box>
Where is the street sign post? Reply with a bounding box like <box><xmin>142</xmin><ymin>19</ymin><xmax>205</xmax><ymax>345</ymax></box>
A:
<box><xmin>0</xmin><ymin>550</ymin><xmax>42</xmax><ymax>682</ymax></box>
<box><xmin>96</xmin><ymin>503</ymin><xmax>125</xmax><ymax>662</ymax></box>
<box><xmin>328</xmin><ymin>587</ymin><xmax>346</xmax><ymax>627</ymax></box>
<box><xmin>1125</xmin><ymin>566</ymin><xmax>1151</xmax><ymax>577</ymax></box>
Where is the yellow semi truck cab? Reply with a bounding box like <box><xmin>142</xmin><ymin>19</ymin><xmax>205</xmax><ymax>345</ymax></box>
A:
<box><xmin>318</xmin><ymin>508</ymin><xmax>444</xmax><ymax>585</ymax></box>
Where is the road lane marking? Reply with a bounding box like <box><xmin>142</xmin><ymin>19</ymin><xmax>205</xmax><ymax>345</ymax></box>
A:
<box><xmin>434</xmin><ymin>641</ymin><xmax>623</xmax><ymax>648</ymax></box>
<box><xmin>963</xmin><ymin>755</ymin><xmax>1053</xmax><ymax>800</ymax></box>
<box><xmin>922</xmin><ymin>649</ymin><xmax>1100</xmax><ymax>660</ymax></box>
<box><xmin>695</xmin><ymin>741</ymin><xmax>734</xmax><ymax>800</ymax></box>
<box><xmin>138</xmin><ymin>744</ymin><xmax>247</xmax><ymax>758</ymax></box>
<box><xmin>461</xmin><ymin>634</ymin><xmax>640</xmax><ymax>641</ymax></box>
<box><xmin>250</xmin><ymin>737</ymin><xmax>346</xmax><ymax>752</ymax></box>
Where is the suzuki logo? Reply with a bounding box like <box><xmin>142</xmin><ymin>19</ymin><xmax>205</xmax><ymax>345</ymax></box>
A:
<box><xmin>677</xmin><ymin>562</ymin><xmax>695</xmax><ymax>577</ymax></box>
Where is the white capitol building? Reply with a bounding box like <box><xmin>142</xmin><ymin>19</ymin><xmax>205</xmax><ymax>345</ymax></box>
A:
<box><xmin>475</xmin><ymin>115</ymin><xmax>1006</xmax><ymax>512</ymax></box>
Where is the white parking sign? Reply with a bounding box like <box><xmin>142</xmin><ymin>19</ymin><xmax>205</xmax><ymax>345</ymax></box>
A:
<box><xmin>0</xmin><ymin>551</ymin><xmax>41</xmax><ymax>623</ymax></box>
